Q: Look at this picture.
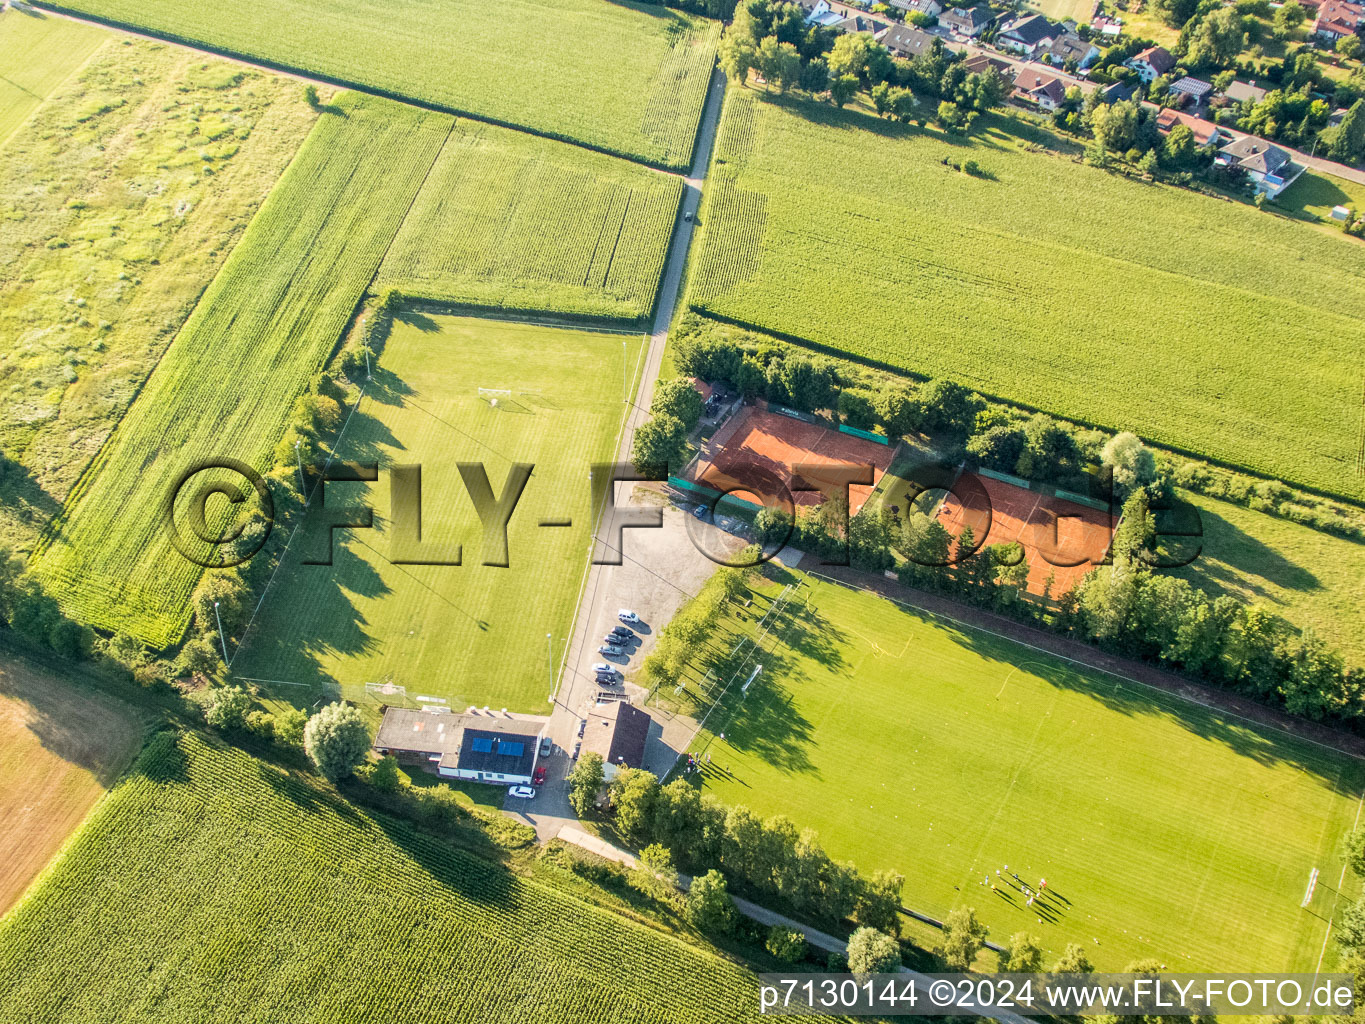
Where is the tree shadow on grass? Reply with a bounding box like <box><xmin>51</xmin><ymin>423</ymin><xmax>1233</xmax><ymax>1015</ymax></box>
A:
<box><xmin>395</xmin><ymin>310</ymin><xmax>442</xmax><ymax>334</ymax></box>
<box><xmin>361</xmin><ymin>364</ymin><xmax>415</xmax><ymax>410</ymax></box>
<box><xmin>0</xmin><ymin>459</ymin><xmax>63</xmax><ymax>536</ymax></box>
<box><xmin>1167</xmin><ymin>500</ymin><xmax>1322</xmax><ymax>596</ymax></box>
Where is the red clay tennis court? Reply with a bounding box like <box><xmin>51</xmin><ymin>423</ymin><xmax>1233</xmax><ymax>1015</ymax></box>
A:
<box><xmin>933</xmin><ymin>470</ymin><xmax>1117</xmax><ymax>598</ymax></box>
<box><xmin>690</xmin><ymin>403</ymin><xmax>894</xmax><ymax>514</ymax></box>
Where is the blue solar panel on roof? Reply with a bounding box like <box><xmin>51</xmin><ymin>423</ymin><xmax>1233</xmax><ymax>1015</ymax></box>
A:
<box><xmin>498</xmin><ymin>741</ymin><xmax>524</xmax><ymax>757</ymax></box>
<box><xmin>470</xmin><ymin>737</ymin><xmax>494</xmax><ymax>753</ymax></box>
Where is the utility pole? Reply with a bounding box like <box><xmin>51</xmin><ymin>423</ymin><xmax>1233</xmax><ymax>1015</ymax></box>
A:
<box><xmin>213</xmin><ymin>601</ymin><xmax>228</xmax><ymax>664</ymax></box>
<box><xmin>546</xmin><ymin>633</ymin><xmax>554</xmax><ymax>704</ymax></box>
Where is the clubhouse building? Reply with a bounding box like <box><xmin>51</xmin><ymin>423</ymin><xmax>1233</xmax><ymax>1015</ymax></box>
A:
<box><xmin>373</xmin><ymin>707</ymin><xmax>548</xmax><ymax>786</ymax></box>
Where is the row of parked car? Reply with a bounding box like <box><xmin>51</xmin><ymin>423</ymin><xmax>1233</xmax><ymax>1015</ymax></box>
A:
<box><xmin>593</xmin><ymin>610</ymin><xmax>641</xmax><ymax>685</ymax></box>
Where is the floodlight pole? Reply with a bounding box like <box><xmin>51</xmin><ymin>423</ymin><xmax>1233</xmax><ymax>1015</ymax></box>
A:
<box><xmin>364</xmin><ymin>344</ymin><xmax>371</xmax><ymax>379</ymax></box>
<box><xmin>546</xmin><ymin>633</ymin><xmax>555</xmax><ymax>704</ymax></box>
<box><xmin>294</xmin><ymin>440</ymin><xmax>304</xmax><ymax>493</ymax></box>
<box><xmin>213</xmin><ymin>601</ymin><xmax>228</xmax><ymax>664</ymax></box>
<box><xmin>622</xmin><ymin>339</ymin><xmax>627</xmax><ymax>405</ymax></box>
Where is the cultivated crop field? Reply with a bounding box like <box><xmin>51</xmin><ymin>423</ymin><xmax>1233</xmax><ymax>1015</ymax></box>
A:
<box><xmin>1170</xmin><ymin>491</ymin><xmax>1365</xmax><ymax>667</ymax></box>
<box><xmin>686</xmin><ymin>570</ymin><xmax>1363</xmax><ymax>971</ymax></box>
<box><xmin>0</xmin><ymin>26</ymin><xmax>318</xmax><ymax>554</ymax></box>
<box><xmin>32</xmin><ymin>94</ymin><xmax>452</xmax><ymax>647</ymax></box>
<box><xmin>39</xmin><ymin>0</ymin><xmax>720</xmax><ymax>170</ymax></box>
<box><xmin>0</xmin><ymin>731</ymin><xmax>777</xmax><ymax>1023</ymax></box>
<box><xmin>232</xmin><ymin>315</ymin><xmax>644</xmax><ymax>711</ymax></box>
<box><xmin>687</xmin><ymin>92</ymin><xmax>1365</xmax><ymax>501</ymax></box>
<box><xmin>0</xmin><ymin>10</ymin><xmax>106</xmax><ymax>144</ymax></box>
<box><xmin>376</xmin><ymin>121</ymin><xmax>682</xmax><ymax>323</ymax></box>
<box><xmin>0</xmin><ymin>652</ymin><xmax>142</xmax><ymax>915</ymax></box>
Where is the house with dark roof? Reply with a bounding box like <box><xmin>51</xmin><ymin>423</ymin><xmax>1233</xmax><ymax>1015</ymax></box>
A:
<box><xmin>939</xmin><ymin>5</ymin><xmax>992</xmax><ymax>36</ymax></box>
<box><xmin>581</xmin><ymin>702</ymin><xmax>653</xmax><ymax>781</ymax></box>
<box><xmin>1219</xmin><ymin>79</ymin><xmax>1267</xmax><ymax>106</ymax></box>
<box><xmin>876</xmin><ymin>23</ymin><xmax>937</xmax><ymax>58</ymax></box>
<box><xmin>1155</xmin><ymin>108</ymin><xmax>1229</xmax><ymax>148</ymax></box>
<box><xmin>1098</xmin><ymin>79</ymin><xmax>1137</xmax><ymax>104</ymax></box>
<box><xmin>1012</xmin><ymin>68</ymin><xmax>1068</xmax><ymax>110</ymax></box>
<box><xmin>997</xmin><ymin>13</ymin><xmax>1060</xmax><ymax>55</ymax></box>
<box><xmin>889</xmin><ymin>0</ymin><xmax>943</xmax><ymax>17</ymax></box>
<box><xmin>1044</xmin><ymin>33</ymin><xmax>1100</xmax><ymax>68</ymax></box>
<box><xmin>1126</xmin><ymin>45</ymin><xmax>1176</xmax><ymax>82</ymax></box>
<box><xmin>832</xmin><ymin>13</ymin><xmax>893</xmax><ymax>34</ymax></box>
<box><xmin>373</xmin><ymin>707</ymin><xmax>547</xmax><ymax>785</ymax></box>
<box><xmin>1313</xmin><ymin>0</ymin><xmax>1363</xmax><ymax>41</ymax></box>
<box><xmin>1215</xmin><ymin>135</ymin><xmax>1304</xmax><ymax>198</ymax></box>
<box><xmin>963</xmin><ymin>52</ymin><xmax>1013</xmax><ymax>76</ymax></box>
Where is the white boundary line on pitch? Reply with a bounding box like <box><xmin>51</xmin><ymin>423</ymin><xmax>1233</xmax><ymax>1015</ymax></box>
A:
<box><xmin>803</xmin><ymin>569</ymin><xmax>1365</xmax><ymax>764</ymax></box>
<box><xmin>1316</xmin><ymin>788</ymin><xmax>1365</xmax><ymax>975</ymax></box>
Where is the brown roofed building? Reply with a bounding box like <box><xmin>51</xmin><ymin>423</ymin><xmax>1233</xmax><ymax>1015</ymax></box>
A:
<box><xmin>581</xmin><ymin>702</ymin><xmax>653</xmax><ymax>780</ymax></box>
<box><xmin>1313</xmin><ymin>0</ymin><xmax>1363</xmax><ymax>41</ymax></box>
<box><xmin>1126</xmin><ymin>45</ymin><xmax>1176</xmax><ymax>82</ymax></box>
<box><xmin>373</xmin><ymin>707</ymin><xmax>548</xmax><ymax>785</ymax></box>
<box><xmin>1154</xmin><ymin>107</ymin><xmax>1228</xmax><ymax>148</ymax></box>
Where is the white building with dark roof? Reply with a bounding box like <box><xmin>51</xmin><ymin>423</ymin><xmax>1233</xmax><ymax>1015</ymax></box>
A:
<box><xmin>373</xmin><ymin>707</ymin><xmax>548</xmax><ymax>785</ymax></box>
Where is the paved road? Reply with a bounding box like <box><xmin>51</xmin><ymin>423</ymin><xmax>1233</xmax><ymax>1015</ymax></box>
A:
<box><xmin>514</xmin><ymin>69</ymin><xmax>728</xmax><ymax>839</ymax></box>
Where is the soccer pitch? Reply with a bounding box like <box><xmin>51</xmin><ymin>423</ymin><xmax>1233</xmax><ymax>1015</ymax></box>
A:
<box><xmin>232</xmin><ymin>314</ymin><xmax>644</xmax><ymax>711</ymax></box>
<box><xmin>689</xmin><ymin>571</ymin><xmax>1364</xmax><ymax>971</ymax></box>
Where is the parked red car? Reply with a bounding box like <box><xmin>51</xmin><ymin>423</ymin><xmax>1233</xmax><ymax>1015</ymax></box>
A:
<box><xmin>532</xmin><ymin>766</ymin><xmax>547</xmax><ymax>786</ymax></box>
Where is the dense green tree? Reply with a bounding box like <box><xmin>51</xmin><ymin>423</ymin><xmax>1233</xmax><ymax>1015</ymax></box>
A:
<box><xmin>1346</xmin><ymin>825</ymin><xmax>1365</xmax><ymax>877</ymax></box>
<box><xmin>856</xmin><ymin>869</ymin><xmax>904</xmax><ymax>934</ymax></box>
<box><xmin>1089</xmin><ymin>99</ymin><xmax>1141</xmax><ymax>151</ymax></box>
<box><xmin>1050</xmin><ymin>943</ymin><xmax>1095</xmax><ymax>973</ymax></box>
<box><xmin>568</xmin><ymin>751</ymin><xmax>605</xmax><ymax>817</ymax></box>
<box><xmin>830</xmin><ymin>73</ymin><xmax>859</xmax><ymax>107</ymax></box>
<box><xmin>1326</xmin><ymin>100</ymin><xmax>1365</xmax><ymax>163</ymax></box>
<box><xmin>829</xmin><ymin>33</ymin><xmax>892</xmax><ymax>87</ymax></box>
<box><xmin>937</xmin><ymin>907</ymin><xmax>989</xmax><ymax>970</ymax></box>
<box><xmin>720</xmin><ymin>32</ymin><xmax>759</xmax><ymax>83</ymax></box>
<box><xmin>275</xmin><ymin>707</ymin><xmax>308</xmax><ymax>747</ymax></box>
<box><xmin>611</xmin><ymin>767</ymin><xmax>662</xmax><ymax>843</ymax></box>
<box><xmin>757</xmin><ymin>36</ymin><xmax>802</xmax><ymax>92</ymax></box>
<box><xmin>651</xmin><ymin>378</ymin><xmax>705</xmax><ymax>431</ymax></box>
<box><xmin>687</xmin><ymin>869</ymin><xmax>737</xmax><ymax>933</ymax></box>
<box><xmin>848</xmin><ymin>926</ymin><xmax>902</xmax><ymax>973</ymax></box>
<box><xmin>202</xmin><ymin>685</ymin><xmax>252</xmax><ymax>731</ymax></box>
<box><xmin>303</xmin><ymin>702</ymin><xmax>371</xmax><ymax>780</ymax></box>
<box><xmin>766</xmin><ymin>925</ymin><xmax>808</xmax><ymax>963</ymax></box>
<box><xmin>1272</xmin><ymin>0</ymin><xmax>1305</xmax><ymax>38</ymax></box>
<box><xmin>1186</xmin><ymin>8</ymin><xmax>1248</xmax><ymax>66</ymax></box>
<box><xmin>1000</xmin><ymin>931</ymin><xmax>1044</xmax><ymax>972</ymax></box>
<box><xmin>630</xmin><ymin>413</ymin><xmax>688</xmax><ymax>475</ymax></box>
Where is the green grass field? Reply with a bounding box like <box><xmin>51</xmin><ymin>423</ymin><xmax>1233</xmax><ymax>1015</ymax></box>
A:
<box><xmin>0</xmin><ymin>731</ymin><xmax>781</xmax><ymax>1023</ymax></box>
<box><xmin>687</xmin><ymin>91</ymin><xmax>1365</xmax><ymax>501</ymax></box>
<box><xmin>1171</xmin><ymin>491</ymin><xmax>1365</xmax><ymax>668</ymax></box>
<box><xmin>0</xmin><ymin>31</ymin><xmax>318</xmax><ymax>555</ymax></box>
<box><xmin>232</xmin><ymin>314</ymin><xmax>644</xmax><ymax>711</ymax></box>
<box><xmin>685</xmin><ymin>570</ymin><xmax>1363</xmax><ymax>971</ymax></box>
<box><xmin>42</xmin><ymin>0</ymin><xmax>720</xmax><ymax>170</ymax></box>
<box><xmin>31</xmin><ymin>94</ymin><xmax>451</xmax><ymax>647</ymax></box>
<box><xmin>1279</xmin><ymin>170</ymin><xmax>1365</xmax><ymax>225</ymax></box>
<box><xmin>375</xmin><ymin>121</ymin><xmax>682</xmax><ymax>323</ymax></box>
<box><xmin>0</xmin><ymin>10</ymin><xmax>106</xmax><ymax>145</ymax></box>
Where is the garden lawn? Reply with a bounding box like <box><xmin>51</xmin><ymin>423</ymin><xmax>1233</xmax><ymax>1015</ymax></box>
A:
<box><xmin>376</xmin><ymin>121</ymin><xmax>681</xmax><ymax>323</ymax></box>
<box><xmin>686</xmin><ymin>91</ymin><xmax>1365</xmax><ymax>501</ymax></box>
<box><xmin>31</xmin><ymin>94</ymin><xmax>452</xmax><ymax>647</ymax></box>
<box><xmin>1169</xmin><ymin>491</ymin><xmax>1365</xmax><ymax>668</ymax></box>
<box><xmin>688</xmin><ymin>570</ymin><xmax>1364</xmax><ymax>971</ymax></box>
<box><xmin>0</xmin><ymin>652</ymin><xmax>143</xmax><ymax>915</ymax></box>
<box><xmin>232</xmin><ymin>314</ymin><xmax>645</xmax><ymax>711</ymax></box>
<box><xmin>37</xmin><ymin>0</ymin><xmax>720</xmax><ymax>170</ymax></box>
<box><xmin>0</xmin><ymin>731</ymin><xmax>789</xmax><ymax>1023</ymax></box>
<box><xmin>0</xmin><ymin>9</ymin><xmax>106</xmax><ymax>145</ymax></box>
<box><xmin>0</xmin><ymin>33</ymin><xmax>318</xmax><ymax>556</ymax></box>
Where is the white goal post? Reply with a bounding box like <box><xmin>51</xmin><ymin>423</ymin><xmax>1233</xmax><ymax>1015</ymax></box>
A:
<box><xmin>478</xmin><ymin>387</ymin><xmax>513</xmax><ymax>407</ymax></box>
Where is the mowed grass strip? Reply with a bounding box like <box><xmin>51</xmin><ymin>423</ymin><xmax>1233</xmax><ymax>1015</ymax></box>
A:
<box><xmin>376</xmin><ymin>121</ymin><xmax>682</xmax><ymax>323</ymax></box>
<box><xmin>1170</xmin><ymin>491</ymin><xmax>1365</xmax><ymax>667</ymax></box>
<box><xmin>32</xmin><ymin>95</ymin><xmax>453</xmax><ymax>647</ymax></box>
<box><xmin>0</xmin><ymin>731</ymin><xmax>780</xmax><ymax>1023</ymax></box>
<box><xmin>687</xmin><ymin>91</ymin><xmax>1365</xmax><ymax>500</ymax></box>
<box><xmin>0</xmin><ymin>652</ymin><xmax>143</xmax><ymax>915</ymax></box>
<box><xmin>689</xmin><ymin>571</ymin><xmax>1363</xmax><ymax>971</ymax></box>
<box><xmin>233</xmin><ymin>315</ymin><xmax>644</xmax><ymax>711</ymax></box>
<box><xmin>0</xmin><ymin>34</ymin><xmax>319</xmax><ymax>554</ymax></box>
<box><xmin>0</xmin><ymin>10</ymin><xmax>106</xmax><ymax>145</ymax></box>
<box><xmin>38</xmin><ymin>0</ymin><xmax>720</xmax><ymax>170</ymax></box>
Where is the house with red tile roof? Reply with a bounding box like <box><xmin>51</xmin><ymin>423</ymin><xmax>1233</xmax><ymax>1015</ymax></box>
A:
<box><xmin>1313</xmin><ymin>0</ymin><xmax>1363</xmax><ymax>42</ymax></box>
<box><xmin>1126</xmin><ymin>46</ymin><xmax>1176</xmax><ymax>82</ymax></box>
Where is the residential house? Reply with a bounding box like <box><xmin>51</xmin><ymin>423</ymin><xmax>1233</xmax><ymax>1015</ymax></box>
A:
<box><xmin>1012</xmin><ymin>68</ymin><xmax>1068</xmax><ymax>110</ymax></box>
<box><xmin>1097</xmin><ymin>79</ymin><xmax>1137</xmax><ymax>103</ymax></box>
<box><xmin>963</xmin><ymin>52</ymin><xmax>1013</xmax><ymax>76</ymax></box>
<box><xmin>1045</xmin><ymin>32</ymin><xmax>1101</xmax><ymax>68</ymax></box>
<box><xmin>1220</xmin><ymin>79</ymin><xmax>1267</xmax><ymax>105</ymax></box>
<box><xmin>1215</xmin><ymin>135</ymin><xmax>1305</xmax><ymax>198</ymax></box>
<box><xmin>1155</xmin><ymin>107</ymin><xmax>1230</xmax><ymax>148</ymax></box>
<box><xmin>997</xmin><ymin>14</ymin><xmax>1061</xmax><ymax>56</ymax></box>
<box><xmin>1091</xmin><ymin>14</ymin><xmax>1123</xmax><ymax>39</ymax></box>
<box><xmin>580</xmin><ymin>702</ymin><xmax>653</xmax><ymax>782</ymax></box>
<box><xmin>1167</xmin><ymin>75</ymin><xmax>1214</xmax><ymax>107</ymax></box>
<box><xmin>1313</xmin><ymin>0</ymin><xmax>1363</xmax><ymax>42</ymax></box>
<box><xmin>373</xmin><ymin>707</ymin><xmax>547</xmax><ymax>785</ymax></box>
<box><xmin>890</xmin><ymin>0</ymin><xmax>943</xmax><ymax>18</ymax></box>
<box><xmin>1125</xmin><ymin>45</ymin><xmax>1176</xmax><ymax>83</ymax></box>
<box><xmin>877</xmin><ymin>23</ymin><xmax>938</xmax><ymax>58</ymax></box>
<box><xmin>832</xmin><ymin>13</ymin><xmax>893</xmax><ymax>34</ymax></box>
<box><xmin>798</xmin><ymin>0</ymin><xmax>848</xmax><ymax>27</ymax></box>
<box><xmin>939</xmin><ymin>5</ymin><xmax>992</xmax><ymax>36</ymax></box>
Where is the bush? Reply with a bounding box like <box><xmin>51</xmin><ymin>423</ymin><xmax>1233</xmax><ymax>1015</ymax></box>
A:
<box><xmin>765</xmin><ymin>925</ymin><xmax>807</xmax><ymax>963</ymax></box>
<box><xmin>303</xmin><ymin>702</ymin><xmax>371</xmax><ymax>780</ymax></box>
<box><xmin>245</xmin><ymin>710</ymin><xmax>276</xmax><ymax>740</ymax></box>
<box><xmin>687</xmin><ymin>869</ymin><xmax>737</xmax><ymax>934</ymax></box>
<box><xmin>274</xmin><ymin>707</ymin><xmax>308</xmax><ymax>747</ymax></box>
<box><xmin>847</xmin><ymin>926</ymin><xmax>901</xmax><ymax>974</ymax></box>
<box><xmin>203</xmin><ymin>685</ymin><xmax>252</xmax><ymax>731</ymax></box>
